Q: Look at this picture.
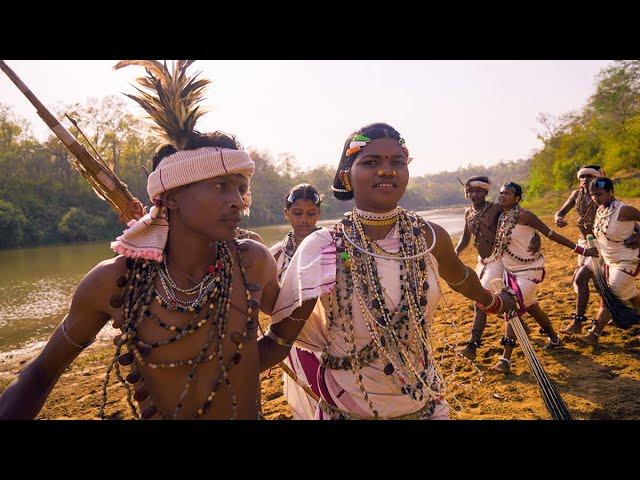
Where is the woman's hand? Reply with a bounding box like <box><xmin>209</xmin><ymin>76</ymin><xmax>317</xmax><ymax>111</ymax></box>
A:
<box><xmin>497</xmin><ymin>291</ymin><xmax>516</xmax><ymax>315</ymax></box>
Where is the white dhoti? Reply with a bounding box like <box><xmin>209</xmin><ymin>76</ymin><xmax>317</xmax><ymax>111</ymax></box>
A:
<box><xmin>605</xmin><ymin>263</ymin><xmax>640</xmax><ymax>301</ymax></box>
<box><xmin>506</xmin><ymin>267</ymin><xmax>545</xmax><ymax>310</ymax></box>
<box><xmin>476</xmin><ymin>256</ymin><xmax>504</xmax><ymax>290</ymax></box>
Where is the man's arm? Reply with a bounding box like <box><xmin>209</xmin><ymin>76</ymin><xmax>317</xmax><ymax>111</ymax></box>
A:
<box><xmin>258</xmin><ymin>245</ymin><xmax>280</xmax><ymax>315</ymax></box>
<box><xmin>430</xmin><ymin>222</ymin><xmax>513</xmax><ymax>310</ymax></box>
<box><xmin>454</xmin><ymin>220</ymin><xmax>471</xmax><ymax>256</ymax></box>
<box><xmin>554</xmin><ymin>190</ymin><xmax>578</xmax><ymax>228</ymax></box>
<box><xmin>258</xmin><ymin>299</ymin><xmax>317</xmax><ymax>371</ymax></box>
<box><xmin>0</xmin><ymin>259</ymin><xmax>119</xmax><ymax>419</ymax></box>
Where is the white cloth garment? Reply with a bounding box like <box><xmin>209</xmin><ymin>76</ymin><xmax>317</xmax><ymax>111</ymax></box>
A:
<box><xmin>475</xmin><ymin>256</ymin><xmax>504</xmax><ymax>290</ymax></box>
<box><xmin>502</xmin><ymin>224</ymin><xmax>545</xmax><ymax>309</ymax></box>
<box><xmin>594</xmin><ymin>201</ymin><xmax>640</xmax><ymax>301</ymax></box>
<box><xmin>271</xmin><ymin>224</ymin><xmax>448</xmax><ymax>419</ymax></box>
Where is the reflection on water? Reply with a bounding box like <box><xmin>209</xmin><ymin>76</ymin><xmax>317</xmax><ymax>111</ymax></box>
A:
<box><xmin>0</xmin><ymin>207</ymin><xmax>465</xmax><ymax>353</ymax></box>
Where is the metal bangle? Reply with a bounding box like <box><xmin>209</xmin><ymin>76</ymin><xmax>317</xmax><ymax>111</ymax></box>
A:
<box><xmin>265</xmin><ymin>328</ymin><xmax>294</xmax><ymax>349</ymax></box>
<box><xmin>61</xmin><ymin>315</ymin><xmax>96</xmax><ymax>350</ymax></box>
<box><xmin>446</xmin><ymin>265</ymin><xmax>470</xmax><ymax>287</ymax></box>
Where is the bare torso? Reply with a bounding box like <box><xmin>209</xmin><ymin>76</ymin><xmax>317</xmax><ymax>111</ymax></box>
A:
<box><xmin>99</xmin><ymin>240</ymin><xmax>272</xmax><ymax>419</ymax></box>
<box><xmin>466</xmin><ymin>202</ymin><xmax>502</xmax><ymax>258</ymax></box>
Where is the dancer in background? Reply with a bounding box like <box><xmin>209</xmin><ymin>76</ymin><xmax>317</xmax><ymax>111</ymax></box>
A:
<box><xmin>269</xmin><ymin>183</ymin><xmax>323</xmax><ymax>419</ymax></box>
<box><xmin>455</xmin><ymin>176</ymin><xmax>503</xmax><ymax>360</ymax></box>
<box><xmin>554</xmin><ymin>165</ymin><xmax>603</xmax><ymax>334</ymax></box>
<box><xmin>581</xmin><ymin>177</ymin><xmax>640</xmax><ymax>345</ymax></box>
<box><xmin>489</xmin><ymin>182</ymin><xmax>598</xmax><ymax>373</ymax></box>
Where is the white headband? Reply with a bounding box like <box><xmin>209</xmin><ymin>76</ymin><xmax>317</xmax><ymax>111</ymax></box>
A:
<box><xmin>467</xmin><ymin>181</ymin><xmax>490</xmax><ymax>191</ymax></box>
<box><xmin>111</xmin><ymin>146</ymin><xmax>255</xmax><ymax>262</ymax></box>
<box><xmin>577</xmin><ymin>167</ymin><xmax>602</xmax><ymax>180</ymax></box>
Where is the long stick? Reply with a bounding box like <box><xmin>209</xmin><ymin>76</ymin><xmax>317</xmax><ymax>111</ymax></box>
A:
<box><xmin>0</xmin><ymin>60</ymin><xmax>141</xmax><ymax>222</ymax></box>
<box><xmin>491</xmin><ymin>279</ymin><xmax>574</xmax><ymax>420</ymax></box>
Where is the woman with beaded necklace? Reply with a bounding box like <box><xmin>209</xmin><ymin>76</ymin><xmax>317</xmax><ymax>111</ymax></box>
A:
<box><xmin>490</xmin><ymin>182</ymin><xmax>599</xmax><ymax>373</ymax></box>
<box><xmin>268</xmin><ymin>183</ymin><xmax>323</xmax><ymax>419</ymax></box>
<box><xmin>258</xmin><ymin>122</ymin><xmax>516</xmax><ymax>420</ymax></box>
<box><xmin>581</xmin><ymin>177</ymin><xmax>640</xmax><ymax>346</ymax></box>
<box><xmin>0</xmin><ymin>61</ymin><xmax>279</xmax><ymax>420</ymax></box>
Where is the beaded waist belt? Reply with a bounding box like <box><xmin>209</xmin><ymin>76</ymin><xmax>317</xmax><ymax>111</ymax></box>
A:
<box><xmin>318</xmin><ymin>396</ymin><xmax>437</xmax><ymax>420</ymax></box>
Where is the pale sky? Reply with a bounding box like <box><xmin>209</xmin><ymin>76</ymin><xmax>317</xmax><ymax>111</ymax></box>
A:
<box><xmin>0</xmin><ymin>60</ymin><xmax>612</xmax><ymax>177</ymax></box>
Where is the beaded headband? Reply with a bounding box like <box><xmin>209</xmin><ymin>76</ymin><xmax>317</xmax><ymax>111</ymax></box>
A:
<box><xmin>345</xmin><ymin>133</ymin><xmax>411</xmax><ymax>160</ymax></box>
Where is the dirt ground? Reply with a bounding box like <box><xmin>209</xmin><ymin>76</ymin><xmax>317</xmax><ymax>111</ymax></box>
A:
<box><xmin>1</xmin><ymin>210</ymin><xmax>639</xmax><ymax>420</ymax></box>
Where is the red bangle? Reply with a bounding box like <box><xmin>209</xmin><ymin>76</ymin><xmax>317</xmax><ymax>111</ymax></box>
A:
<box><xmin>573</xmin><ymin>244</ymin><xmax>585</xmax><ymax>255</ymax></box>
<box><xmin>476</xmin><ymin>290</ymin><xmax>503</xmax><ymax>315</ymax></box>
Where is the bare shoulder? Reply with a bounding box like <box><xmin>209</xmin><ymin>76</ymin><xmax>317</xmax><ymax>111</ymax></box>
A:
<box><xmin>518</xmin><ymin>208</ymin><xmax>533</xmax><ymax>222</ymax></box>
<box><xmin>77</xmin><ymin>255</ymin><xmax>128</xmax><ymax>298</ymax></box>
<box><xmin>69</xmin><ymin>254</ymin><xmax>129</xmax><ymax>323</ymax></box>
<box><xmin>235</xmin><ymin>238</ymin><xmax>272</xmax><ymax>262</ymax></box>
<box><xmin>489</xmin><ymin>202</ymin><xmax>503</xmax><ymax>218</ymax></box>
<box><xmin>247</xmin><ymin>231</ymin><xmax>265</xmax><ymax>245</ymax></box>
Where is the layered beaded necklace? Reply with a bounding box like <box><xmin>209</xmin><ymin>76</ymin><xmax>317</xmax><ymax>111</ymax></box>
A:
<box><xmin>575</xmin><ymin>187</ymin><xmax>597</xmax><ymax>230</ymax></box>
<box><xmin>593</xmin><ymin>199</ymin><xmax>620</xmax><ymax>240</ymax></box>
<box><xmin>486</xmin><ymin>205</ymin><xmax>542</xmax><ymax>264</ymax></box>
<box><xmin>99</xmin><ymin>240</ymin><xmax>257</xmax><ymax>420</ymax></box>
<box><xmin>323</xmin><ymin>207</ymin><xmax>443</xmax><ymax>419</ymax></box>
<box><xmin>466</xmin><ymin>201</ymin><xmax>494</xmax><ymax>248</ymax></box>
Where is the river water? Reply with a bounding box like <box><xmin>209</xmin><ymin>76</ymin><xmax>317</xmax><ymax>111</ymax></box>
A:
<box><xmin>0</xmin><ymin>207</ymin><xmax>465</xmax><ymax>354</ymax></box>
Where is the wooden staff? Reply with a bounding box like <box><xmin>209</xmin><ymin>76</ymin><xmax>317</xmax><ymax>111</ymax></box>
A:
<box><xmin>0</xmin><ymin>60</ymin><xmax>143</xmax><ymax>222</ymax></box>
<box><xmin>491</xmin><ymin>278</ymin><xmax>574</xmax><ymax>420</ymax></box>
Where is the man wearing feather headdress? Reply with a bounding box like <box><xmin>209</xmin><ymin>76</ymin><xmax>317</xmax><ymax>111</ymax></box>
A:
<box><xmin>0</xmin><ymin>60</ymin><xmax>280</xmax><ymax>420</ymax></box>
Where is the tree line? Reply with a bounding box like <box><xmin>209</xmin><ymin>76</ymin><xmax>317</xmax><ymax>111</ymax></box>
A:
<box><xmin>0</xmin><ymin>95</ymin><xmax>533</xmax><ymax>249</ymax></box>
<box><xmin>11</xmin><ymin>59</ymin><xmax>639</xmax><ymax>249</ymax></box>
